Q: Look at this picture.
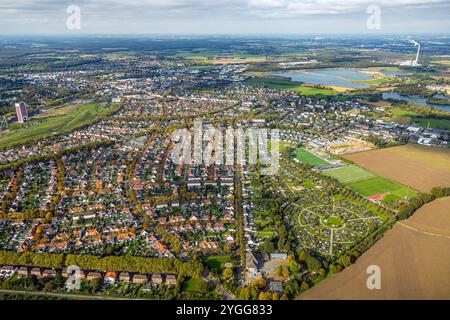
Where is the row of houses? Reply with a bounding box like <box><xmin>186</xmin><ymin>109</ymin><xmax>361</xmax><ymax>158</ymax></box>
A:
<box><xmin>0</xmin><ymin>265</ymin><xmax>177</xmax><ymax>286</ymax></box>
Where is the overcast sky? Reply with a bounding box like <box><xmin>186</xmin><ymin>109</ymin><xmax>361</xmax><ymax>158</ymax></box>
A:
<box><xmin>1</xmin><ymin>0</ymin><xmax>449</xmax><ymax>35</ymax></box>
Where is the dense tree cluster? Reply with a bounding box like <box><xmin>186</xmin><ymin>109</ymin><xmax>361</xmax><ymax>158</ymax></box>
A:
<box><xmin>0</xmin><ymin>250</ymin><xmax>204</xmax><ymax>277</ymax></box>
<box><xmin>0</xmin><ymin>250</ymin><xmax>64</xmax><ymax>268</ymax></box>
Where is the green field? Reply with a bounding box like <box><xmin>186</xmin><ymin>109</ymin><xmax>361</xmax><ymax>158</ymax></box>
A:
<box><xmin>202</xmin><ymin>254</ymin><xmax>234</xmax><ymax>271</ymax></box>
<box><xmin>387</xmin><ymin>108</ymin><xmax>450</xmax><ymax>130</ymax></box>
<box><xmin>256</xmin><ymin>231</ymin><xmax>274</xmax><ymax>238</ymax></box>
<box><xmin>296</xmin><ymin>86</ymin><xmax>335</xmax><ymax>95</ymax></box>
<box><xmin>276</xmin><ymin>141</ymin><xmax>294</xmax><ymax>152</ymax></box>
<box><xmin>413</xmin><ymin>117</ymin><xmax>450</xmax><ymax>130</ymax></box>
<box><xmin>181</xmin><ymin>277</ymin><xmax>209</xmax><ymax>293</ymax></box>
<box><xmin>245</xmin><ymin>77</ymin><xmax>302</xmax><ymax>90</ymax></box>
<box><xmin>323</xmin><ymin>165</ymin><xmax>375</xmax><ymax>183</ymax></box>
<box><xmin>0</xmin><ymin>103</ymin><xmax>109</xmax><ymax>149</ymax></box>
<box><xmin>231</xmin><ymin>53</ymin><xmax>267</xmax><ymax>59</ymax></box>
<box><xmin>302</xmin><ymin>181</ymin><xmax>317</xmax><ymax>188</ymax></box>
<box><xmin>246</xmin><ymin>77</ymin><xmax>335</xmax><ymax>95</ymax></box>
<box><xmin>430</xmin><ymin>59</ymin><xmax>450</xmax><ymax>66</ymax></box>
<box><xmin>355</xmin><ymin>74</ymin><xmax>393</xmax><ymax>86</ymax></box>
<box><xmin>322</xmin><ymin>216</ymin><xmax>344</xmax><ymax>228</ymax></box>
<box><xmin>347</xmin><ymin>176</ymin><xmax>417</xmax><ymax>201</ymax></box>
<box><xmin>293</xmin><ymin>148</ymin><xmax>330</xmax><ymax>168</ymax></box>
<box><xmin>389</xmin><ymin>108</ymin><xmax>419</xmax><ymax>117</ymax></box>
<box><xmin>324</xmin><ymin>164</ymin><xmax>417</xmax><ymax>202</ymax></box>
<box><xmin>347</xmin><ymin>176</ymin><xmax>400</xmax><ymax>196</ymax></box>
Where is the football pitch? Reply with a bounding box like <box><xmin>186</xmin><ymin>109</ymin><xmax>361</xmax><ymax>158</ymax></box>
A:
<box><xmin>323</xmin><ymin>164</ymin><xmax>418</xmax><ymax>202</ymax></box>
<box><xmin>294</xmin><ymin>148</ymin><xmax>329</xmax><ymax>168</ymax></box>
<box><xmin>347</xmin><ymin>176</ymin><xmax>417</xmax><ymax>201</ymax></box>
<box><xmin>323</xmin><ymin>165</ymin><xmax>374</xmax><ymax>183</ymax></box>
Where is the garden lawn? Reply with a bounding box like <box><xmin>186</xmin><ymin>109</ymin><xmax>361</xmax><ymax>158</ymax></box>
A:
<box><xmin>202</xmin><ymin>255</ymin><xmax>234</xmax><ymax>270</ymax></box>
<box><xmin>181</xmin><ymin>277</ymin><xmax>208</xmax><ymax>293</ymax></box>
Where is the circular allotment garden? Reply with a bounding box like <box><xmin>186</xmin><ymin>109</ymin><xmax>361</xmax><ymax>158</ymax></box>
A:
<box><xmin>290</xmin><ymin>200</ymin><xmax>382</xmax><ymax>256</ymax></box>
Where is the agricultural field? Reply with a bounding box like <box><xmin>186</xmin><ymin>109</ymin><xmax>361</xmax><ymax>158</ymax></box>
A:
<box><xmin>292</xmin><ymin>147</ymin><xmax>330</xmax><ymax>168</ymax></box>
<box><xmin>430</xmin><ymin>59</ymin><xmax>450</xmax><ymax>66</ymax></box>
<box><xmin>299</xmin><ymin>197</ymin><xmax>450</xmax><ymax>300</ymax></box>
<box><xmin>343</xmin><ymin>144</ymin><xmax>450</xmax><ymax>193</ymax></box>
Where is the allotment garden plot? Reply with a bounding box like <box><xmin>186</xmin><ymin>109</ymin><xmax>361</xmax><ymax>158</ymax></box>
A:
<box><xmin>288</xmin><ymin>196</ymin><xmax>383</xmax><ymax>256</ymax></box>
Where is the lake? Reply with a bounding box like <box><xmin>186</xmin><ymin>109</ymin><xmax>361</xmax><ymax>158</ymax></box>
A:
<box><xmin>271</xmin><ymin>69</ymin><xmax>371</xmax><ymax>89</ymax></box>
<box><xmin>382</xmin><ymin>91</ymin><xmax>450</xmax><ymax>112</ymax></box>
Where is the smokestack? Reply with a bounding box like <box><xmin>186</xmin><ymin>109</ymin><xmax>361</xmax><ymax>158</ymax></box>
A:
<box><xmin>410</xmin><ymin>40</ymin><xmax>421</xmax><ymax>66</ymax></box>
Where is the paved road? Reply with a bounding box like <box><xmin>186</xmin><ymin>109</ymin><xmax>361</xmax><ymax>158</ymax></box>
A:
<box><xmin>0</xmin><ymin>289</ymin><xmax>142</xmax><ymax>300</ymax></box>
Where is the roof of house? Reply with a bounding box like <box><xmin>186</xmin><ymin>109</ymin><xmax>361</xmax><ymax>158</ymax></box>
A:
<box><xmin>268</xmin><ymin>281</ymin><xmax>283</xmax><ymax>293</ymax></box>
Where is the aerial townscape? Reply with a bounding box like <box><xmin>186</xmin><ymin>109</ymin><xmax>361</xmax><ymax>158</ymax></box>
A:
<box><xmin>0</xmin><ymin>3</ymin><xmax>450</xmax><ymax>304</ymax></box>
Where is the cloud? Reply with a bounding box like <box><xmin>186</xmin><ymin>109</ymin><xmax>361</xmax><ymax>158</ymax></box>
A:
<box><xmin>0</xmin><ymin>0</ymin><xmax>449</xmax><ymax>34</ymax></box>
<box><xmin>246</xmin><ymin>0</ymin><xmax>450</xmax><ymax>17</ymax></box>
<box><xmin>3</xmin><ymin>0</ymin><xmax>449</xmax><ymax>16</ymax></box>
<box><xmin>248</xmin><ymin>0</ymin><xmax>288</xmax><ymax>9</ymax></box>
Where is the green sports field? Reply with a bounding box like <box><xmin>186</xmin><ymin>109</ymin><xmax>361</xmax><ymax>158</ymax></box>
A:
<box><xmin>324</xmin><ymin>164</ymin><xmax>418</xmax><ymax>203</ymax></box>
<box><xmin>347</xmin><ymin>176</ymin><xmax>417</xmax><ymax>201</ymax></box>
<box><xmin>293</xmin><ymin>148</ymin><xmax>330</xmax><ymax>168</ymax></box>
<box><xmin>323</xmin><ymin>165</ymin><xmax>374</xmax><ymax>183</ymax></box>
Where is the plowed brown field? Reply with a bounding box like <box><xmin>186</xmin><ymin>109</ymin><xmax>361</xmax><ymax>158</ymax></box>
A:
<box><xmin>298</xmin><ymin>197</ymin><xmax>450</xmax><ymax>300</ymax></box>
<box><xmin>342</xmin><ymin>144</ymin><xmax>450</xmax><ymax>193</ymax></box>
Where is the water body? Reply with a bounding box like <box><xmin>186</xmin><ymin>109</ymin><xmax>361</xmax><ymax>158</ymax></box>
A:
<box><xmin>271</xmin><ymin>69</ymin><xmax>371</xmax><ymax>89</ymax></box>
<box><xmin>382</xmin><ymin>91</ymin><xmax>450</xmax><ymax>112</ymax></box>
